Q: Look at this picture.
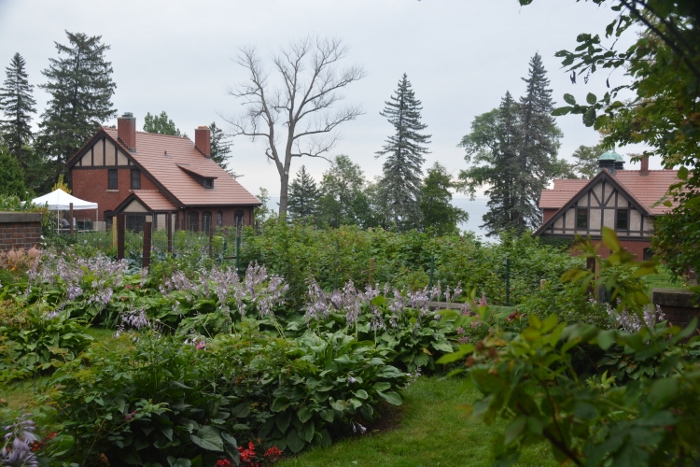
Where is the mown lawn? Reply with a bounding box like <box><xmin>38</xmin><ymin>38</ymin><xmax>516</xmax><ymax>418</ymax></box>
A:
<box><xmin>280</xmin><ymin>376</ymin><xmax>556</xmax><ymax>467</ymax></box>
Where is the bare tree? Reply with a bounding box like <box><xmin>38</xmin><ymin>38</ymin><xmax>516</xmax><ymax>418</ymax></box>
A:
<box><xmin>223</xmin><ymin>37</ymin><xmax>365</xmax><ymax>220</ymax></box>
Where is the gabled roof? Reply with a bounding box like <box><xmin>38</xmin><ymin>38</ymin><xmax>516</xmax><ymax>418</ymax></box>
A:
<box><xmin>539</xmin><ymin>169</ymin><xmax>679</xmax><ymax>215</ymax></box>
<box><xmin>536</xmin><ymin>168</ymin><xmax>680</xmax><ymax>236</ymax></box>
<box><xmin>72</xmin><ymin>128</ymin><xmax>261</xmax><ymax>208</ymax></box>
<box><xmin>131</xmin><ymin>190</ymin><xmax>177</xmax><ymax>211</ymax></box>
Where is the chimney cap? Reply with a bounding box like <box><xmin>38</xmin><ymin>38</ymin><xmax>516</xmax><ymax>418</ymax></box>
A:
<box><xmin>121</xmin><ymin>112</ymin><xmax>134</xmax><ymax>118</ymax></box>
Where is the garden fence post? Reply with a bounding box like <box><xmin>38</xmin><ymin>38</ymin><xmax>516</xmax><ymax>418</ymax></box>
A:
<box><xmin>69</xmin><ymin>203</ymin><xmax>74</xmax><ymax>235</ymax></box>
<box><xmin>429</xmin><ymin>255</ymin><xmax>435</xmax><ymax>290</ymax></box>
<box><xmin>209</xmin><ymin>222</ymin><xmax>214</xmax><ymax>257</ymax></box>
<box><xmin>143</xmin><ymin>221</ymin><xmax>152</xmax><ymax>270</ymax></box>
<box><xmin>506</xmin><ymin>258</ymin><xmax>510</xmax><ymax>307</ymax></box>
<box><xmin>167</xmin><ymin>213</ymin><xmax>173</xmax><ymax>255</ymax></box>
<box><xmin>117</xmin><ymin>213</ymin><xmax>125</xmax><ymax>260</ymax></box>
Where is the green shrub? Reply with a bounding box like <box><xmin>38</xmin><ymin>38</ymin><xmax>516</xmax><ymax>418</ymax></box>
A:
<box><xmin>42</xmin><ymin>326</ymin><xmax>408</xmax><ymax>464</ymax></box>
<box><xmin>0</xmin><ymin>305</ymin><xmax>93</xmax><ymax>383</ymax></box>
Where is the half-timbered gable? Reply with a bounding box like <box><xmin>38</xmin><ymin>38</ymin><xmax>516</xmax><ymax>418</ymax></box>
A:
<box><xmin>535</xmin><ymin>153</ymin><xmax>679</xmax><ymax>259</ymax></box>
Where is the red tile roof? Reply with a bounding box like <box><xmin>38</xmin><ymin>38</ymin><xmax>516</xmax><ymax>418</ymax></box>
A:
<box><xmin>131</xmin><ymin>190</ymin><xmax>176</xmax><ymax>211</ymax></box>
<box><xmin>540</xmin><ymin>169</ymin><xmax>680</xmax><ymax>215</ymax></box>
<box><xmin>103</xmin><ymin>128</ymin><xmax>260</xmax><ymax>207</ymax></box>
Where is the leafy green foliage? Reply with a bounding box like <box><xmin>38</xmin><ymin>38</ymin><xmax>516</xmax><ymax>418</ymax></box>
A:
<box><xmin>0</xmin><ymin>304</ymin><xmax>93</xmax><ymax>383</ymax></box>
<box><xmin>316</xmin><ymin>155</ymin><xmax>376</xmax><ymax>229</ymax></box>
<box><xmin>143</xmin><ymin>111</ymin><xmax>182</xmax><ymax>136</ymax></box>
<box><xmin>439</xmin><ymin>228</ymin><xmax>700</xmax><ymax>466</ymax></box>
<box><xmin>520</xmin><ymin>0</ymin><xmax>700</xmax><ymax>275</ymax></box>
<box><xmin>42</xmin><ymin>327</ymin><xmax>407</xmax><ymax>463</ymax></box>
<box><xmin>419</xmin><ymin>162</ymin><xmax>468</xmax><ymax>236</ymax></box>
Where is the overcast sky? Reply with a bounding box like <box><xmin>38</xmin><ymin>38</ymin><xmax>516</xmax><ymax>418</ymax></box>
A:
<box><xmin>0</xmin><ymin>0</ymin><xmax>655</xmax><ymax>198</ymax></box>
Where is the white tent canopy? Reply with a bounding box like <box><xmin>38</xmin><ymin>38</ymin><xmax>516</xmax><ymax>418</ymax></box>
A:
<box><xmin>31</xmin><ymin>188</ymin><xmax>97</xmax><ymax>211</ymax></box>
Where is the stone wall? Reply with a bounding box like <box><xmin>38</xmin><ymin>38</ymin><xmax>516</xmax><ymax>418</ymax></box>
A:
<box><xmin>0</xmin><ymin>212</ymin><xmax>42</xmax><ymax>252</ymax></box>
<box><xmin>652</xmin><ymin>288</ymin><xmax>700</xmax><ymax>330</ymax></box>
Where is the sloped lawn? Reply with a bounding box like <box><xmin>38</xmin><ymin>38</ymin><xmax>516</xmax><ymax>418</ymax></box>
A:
<box><xmin>280</xmin><ymin>376</ymin><xmax>556</xmax><ymax>467</ymax></box>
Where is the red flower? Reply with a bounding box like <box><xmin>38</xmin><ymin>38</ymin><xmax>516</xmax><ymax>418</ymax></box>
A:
<box><xmin>216</xmin><ymin>460</ymin><xmax>231</xmax><ymax>467</ymax></box>
<box><xmin>264</xmin><ymin>446</ymin><xmax>282</xmax><ymax>461</ymax></box>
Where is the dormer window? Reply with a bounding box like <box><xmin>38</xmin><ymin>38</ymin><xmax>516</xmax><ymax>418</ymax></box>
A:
<box><xmin>203</xmin><ymin>178</ymin><xmax>214</xmax><ymax>189</ymax></box>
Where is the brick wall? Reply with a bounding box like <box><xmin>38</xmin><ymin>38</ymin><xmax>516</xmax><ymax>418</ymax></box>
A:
<box><xmin>0</xmin><ymin>212</ymin><xmax>42</xmax><ymax>252</ymax></box>
<box><xmin>652</xmin><ymin>288</ymin><xmax>700</xmax><ymax>331</ymax></box>
<box><xmin>72</xmin><ymin>167</ymin><xmax>159</xmax><ymax>221</ymax></box>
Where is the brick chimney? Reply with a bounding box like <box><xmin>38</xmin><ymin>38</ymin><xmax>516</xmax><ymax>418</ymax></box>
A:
<box><xmin>195</xmin><ymin>126</ymin><xmax>211</xmax><ymax>157</ymax></box>
<box><xmin>640</xmin><ymin>156</ymin><xmax>649</xmax><ymax>176</ymax></box>
<box><xmin>117</xmin><ymin>112</ymin><xmax>136</xmax><ymax>152</ymax></box>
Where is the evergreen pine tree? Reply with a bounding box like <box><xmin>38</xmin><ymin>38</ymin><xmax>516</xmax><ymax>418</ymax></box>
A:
<box><xmin>459</xmin><ymin>92</ymin><xmax>523</xmax><ymax>236</ymax></box>
<box><xmin>37</xmin><ymin>31</ymin><xmax>116</xmax><ymax>181</ymax></box>
<box><xmin>209</xmin><ymin>122</ymin><xmax>232</xmax><ymax>171</ymax></box>
<box><xmin>0</xmin><ymin>53</ymin><xmax>37</xmax><ymax>166</ymax></box>
<box><xmin>515</xmin><ymin>53</ymin><xmax>564</xmax><ymax>230</ymax></box>
<box><xmin>460</xmin><ymin>55</ymin><xmax>567</xmax><ymax>236</ymax></box>
<box><xmin>376</xmin><ymin>73</ymin><xmax>431</xmax><ymax>231</ymax></box>
<box><xmin>420</xmin><ymin>162</ymin><xmax>468</xmax><ymax>236</ymax></box>
<box><xmin>287</xmin><ymin>165</ymin><xmax>320</xmax><ymax>223</ymax></box>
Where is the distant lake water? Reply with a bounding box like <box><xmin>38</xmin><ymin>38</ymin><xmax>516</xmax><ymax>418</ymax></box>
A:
<box><xmin>267</xmin><ymin>196</ymin><xmax>491</xmax><ymax>240</ymax></box>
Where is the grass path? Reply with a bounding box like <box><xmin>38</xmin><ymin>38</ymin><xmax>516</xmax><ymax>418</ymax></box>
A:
<box><xmin>280</xmin><ymin>376</ymin><xmax>555</xmax><ymax>467</ymax></box>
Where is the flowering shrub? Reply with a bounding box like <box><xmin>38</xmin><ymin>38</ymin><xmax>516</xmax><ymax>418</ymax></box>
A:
<box><xmin>302</xmin><ymin>279</ymin><xmax>457</xmax><ymax>372</ymax></box>
<box><xmin>0</xmin><ymin>404</ymin><xmax>73</xmax><ymax>466</ymax></box>
<box><xmin>23</xmin><ymin>249</ymin><xmax>129</xmax><ymax>326</ymax></box>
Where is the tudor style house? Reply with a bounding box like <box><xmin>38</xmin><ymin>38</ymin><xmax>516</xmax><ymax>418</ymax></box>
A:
<box><xmin>535</xmin><ymin>152</ymin><xmax>679</xmax><ymax>259</ymax></box>
<box><xmin>68</xmin><ymin>113</ymin><xmax>261</xmax><ymax>232</ymax></box>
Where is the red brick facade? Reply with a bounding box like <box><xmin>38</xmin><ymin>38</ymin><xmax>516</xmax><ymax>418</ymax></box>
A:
<box><xmin>0</xmin><ymin>213</ymin><xmax>42</xmax><ymax>252</ymax></box>
<box><xmin>72</xmin><ymin>168</ymin><xmax>159</xmax><ymax>222</ymax></box>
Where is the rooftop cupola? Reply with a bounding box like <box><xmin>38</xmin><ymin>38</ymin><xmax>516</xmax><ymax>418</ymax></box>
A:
<box><xmin>598</xmin><ymin>150</ymin><xmax>624</xmax><ymax>174</ymax></box>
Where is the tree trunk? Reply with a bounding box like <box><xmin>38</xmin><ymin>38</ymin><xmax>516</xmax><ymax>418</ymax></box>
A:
<box><xmin>279</xmin><ymin>172</ymin><xmax>289</xmax><ymax>222</ymax></box>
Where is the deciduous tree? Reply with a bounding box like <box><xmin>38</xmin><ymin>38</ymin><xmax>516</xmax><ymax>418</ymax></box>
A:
<box><xmin>376</xmin><ymin>73</ymin><xmax>431</xmax><ymax>231</ymax></box>
<box><xmin>0</xmin><ymin>52</ymin><xmax>36</xmax><ymax>165</ymax></box>
<box><xmin>317</xmin><ymin>155</ymin><xmax>374</xmax><ymax>228</ymax></box>
<box><xmin>420</xmin><ymin>162</ymin><xmax>468</xmax><ymax>236</ymax></box>
<box><xmin>143</xmin><ymin>111</ymin><xmax>182</xmax><ymax>136</ymax></box>
<box><xmin>224</xmin><ymin>37</ymin><xmax>365</xmax><ymax>221</ymax></box>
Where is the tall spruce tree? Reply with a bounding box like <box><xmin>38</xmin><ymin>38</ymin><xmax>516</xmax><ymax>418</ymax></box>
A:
<box><xmin>287</xmin><ymin>165</ymin><xmax>320</xmax><ymax>223</ymax></box>
<box><xmin>38</xmin><ymin>31</ymin><xmax>116</xmax><ymax>181</ymax></box>
<box><xmin>460</xmin><ymin>92</ymin><xmax>523</xmax><ymax>235</ymax></box>
<box><xmin>0</xmin><ymin>53</ymin><xmax>36</xmax><ymax>166</ymax></box>
<box><xmin>460</xmin><ymin>55</ymin><xmax>567</xmax><ymax>236</ymax></box>
<box><xmin>209</xmin><ymin>122</ymin><xmax>232</xmax><ymax>172</ymax></box>
<box><xmin>376</xmin><ymin>73</ymin><xmax>431</xmax><ymax>231</ymax></box>
<box><xmin>515</xmin><ymin>53</ymin><xmax>564</xmax><ymax>229</ymax></box>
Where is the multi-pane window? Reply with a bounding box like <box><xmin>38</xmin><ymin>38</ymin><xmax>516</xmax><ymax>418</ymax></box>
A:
<box><xmin>216</xmin><ymin>211</ymin><xmax>223</xmax><ymax>227</ymax></box>
<box><xmin>131</xmin><ymin>169</ymin><xmax>141</xmax><ymax>189</ymax></box>
<box><xmin>202</xmin><ymin>211</ymin><xmax>212</xmax><ymax>234</ymax></box>
<box><xmin>576</xmin><ymin>208</ymin><xmax>588</xmax><ymax>229</ymax></box>
<box><xmin>108</xmin><ymin>169</ymin><xmax>118</xmax><ymax>190</ymax></box>
<box><xmin>187</xmin><ymin>211</ymin><xmax>199</xmax><ymax>232</ymax></box>
<box><xmin>616</xmin><ymin>209</ymin><xmax>629</xmax><ymax>230</ymax></box>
